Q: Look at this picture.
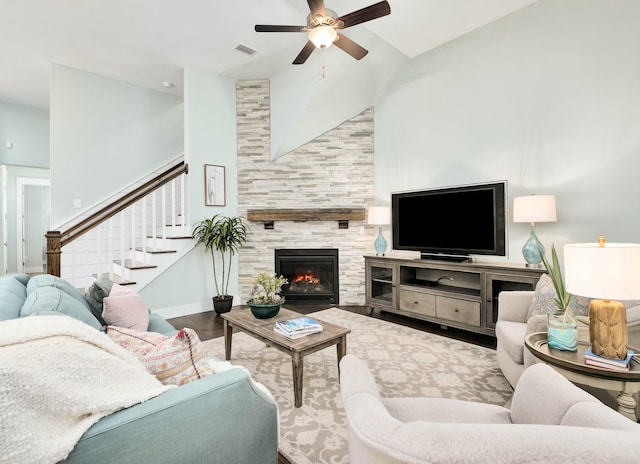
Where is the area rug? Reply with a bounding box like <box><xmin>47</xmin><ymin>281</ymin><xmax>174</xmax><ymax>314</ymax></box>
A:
<box><xmin>201</xmin><ymin>308</ymin><xmax>513</xmax><ymax>464</ymax></box>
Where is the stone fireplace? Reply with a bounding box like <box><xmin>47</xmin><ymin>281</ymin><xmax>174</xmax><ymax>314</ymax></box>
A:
<box><xmin>235</xmin><ymin>79</ymin><xmax>375</xmax><ymax>305</ymax></box>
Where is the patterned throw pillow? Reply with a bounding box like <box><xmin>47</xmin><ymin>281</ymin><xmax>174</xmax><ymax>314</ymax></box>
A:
<box><xmin>527</xmin><ymin>274</ymin><xmax>591</xmax><ymax>319</ymax></box>
<box><xmin>527</xmin><ymin>274</ymin><xmax>556</xmax><ymax>319</ymax></box>
<box><xmin>105</xmin><ymin>326</ymin><xmax>213</xmax><ymax>386</ymax></box>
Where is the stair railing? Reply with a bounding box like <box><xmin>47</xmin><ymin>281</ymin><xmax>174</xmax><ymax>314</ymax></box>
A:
<box><xmin>46</xmin><ymin>160</ymin><xmax>189</xmax><ymax>287</ymax></box>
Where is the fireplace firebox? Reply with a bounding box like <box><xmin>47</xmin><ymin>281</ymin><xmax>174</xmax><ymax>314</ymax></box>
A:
<box><xmin>275</xmin><ymin>249</ymin><xmax>339</xmax><ymax>305</ymax></box>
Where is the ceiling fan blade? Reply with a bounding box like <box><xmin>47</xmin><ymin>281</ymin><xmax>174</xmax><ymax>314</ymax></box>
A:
<box><xmin>334</xmin><ymin>33</ymin><xmax>368</xmax><ymax>60</ymax></box>
<box><xmin>255</xmin><ymin>25</ymin><xmax>307</xmax><ymax>32</ymax></box>
<box><xmin>307</xmin><ymin>0</ymin><xmax>326</xmax><ymax>17</ymax></box>
<box><xmin>337</xmin><ymin>0</ymin><xmax>391</xmax><ymax>29</ymax></box>
<box><xmin>293</xmin><ymin>41</ymin><xmax>316</xmax><ymax>65</ymax></box>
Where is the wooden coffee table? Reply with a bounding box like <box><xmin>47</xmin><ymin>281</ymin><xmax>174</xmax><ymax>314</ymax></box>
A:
<box><xmin>525</xmin><ymin>332</ymin><xmax>640</xmax><ymax>421</ymax></box>
<box><xmin>221</xmin><ymin>307</ymin><xmax>350</xmax><ymax>407</ymax></box>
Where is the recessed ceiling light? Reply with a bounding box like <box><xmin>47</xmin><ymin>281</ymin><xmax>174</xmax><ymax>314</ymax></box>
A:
<box><xmin>235</xmin><ymin>44</ymin><xmax>257</xmax><ymax>56</ymax></box>
<box><xmin>162</xmin><ymin>81</ymin><xmax>174</xmax><ymax>88</ymax></box>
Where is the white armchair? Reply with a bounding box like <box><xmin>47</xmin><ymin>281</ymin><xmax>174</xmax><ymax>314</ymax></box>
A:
<box><xmin>340</xmin><ymin>354</ymin><xmax>640</xmax><ymax>464</ymax></box>
<box><xmin>495</xmin><ymin>290</ymin><xmax>640</xmax><ymax>388</ymax></box>
<box><xmin>495</xmin><ymin>290</ymin><xmax>548</xmax><ymax>387</ymax></box>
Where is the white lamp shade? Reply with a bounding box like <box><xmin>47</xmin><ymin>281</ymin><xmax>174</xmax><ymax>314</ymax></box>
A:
<box><xmin>308</xmin><ymin>25</ymin><xmax>337</xmax><ymax>49</ymax></box>
<box><xmin>564</xmin><ymin>242</ymin><xmax>640</xmax><ymax>300</ymax></box>
<box><xmin>513</xmin><ymin>195</ymin><xmax>557</xmax><ymax>223</ymax></box>
<box><xmin>367</xmin><ymin>206</ymin><xmax>391</xmax><ymax>225</ymax></box>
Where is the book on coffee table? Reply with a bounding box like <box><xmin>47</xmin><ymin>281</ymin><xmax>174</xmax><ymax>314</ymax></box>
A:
<box><xmin>274</xmin><ymin>317</ymin><xmax>323</xmax><ymax>339</ymax></box>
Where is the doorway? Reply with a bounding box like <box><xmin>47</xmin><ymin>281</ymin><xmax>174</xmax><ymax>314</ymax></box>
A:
<box><xmin>16</xmin><ymin>177</ymin><xmax>50</xmax><ymax>274</ymax></box>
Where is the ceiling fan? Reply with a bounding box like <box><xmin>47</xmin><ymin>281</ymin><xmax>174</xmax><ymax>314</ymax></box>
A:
<box><xmin>255</xmin><ymin>0</ymin><xmax>391</xmax><ymax>65</ymax></box>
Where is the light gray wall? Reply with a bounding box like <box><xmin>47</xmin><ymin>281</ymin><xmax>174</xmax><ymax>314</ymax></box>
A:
<box><xmin>0</xmin><ymin>101</ymin><xmax>50</xmax><ymax>274</ymax></box>
<box><xmin>374</xmin><ymin>0</ymin><xmax>640</xmax><ymax>263</ymax></box>
<box><xmin>49</xmin><ymin>64</ymin><xmax>184</xmax><ymax>227</ymax></box>
<box><xmin>140</xmin><ymin>66</ymin><xmax>238</xmax><ymax>312</ymax></box>
<box><xmin>0</xmin><ymin>100</ymin><xmax>49</xmax><ymax>168</ymax></box>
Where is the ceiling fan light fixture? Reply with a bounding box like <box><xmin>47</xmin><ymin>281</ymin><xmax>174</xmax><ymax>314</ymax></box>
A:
<box><xmin>309</xmin><ymin>25</ymin><xmax>337</xmax><ymax>50</ymax></box>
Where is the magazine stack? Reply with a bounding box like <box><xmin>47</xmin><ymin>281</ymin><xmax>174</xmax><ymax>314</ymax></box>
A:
<box><xmin>275</xmin><ymin>317</ymin><xmax>323</xmax><ymax>339</ymax></box>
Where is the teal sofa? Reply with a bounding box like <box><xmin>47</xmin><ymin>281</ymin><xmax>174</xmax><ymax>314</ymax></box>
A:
<box><xmin>0</xmin><ymin>273</ymin><xmax>278</xmax><ymax>464</ymax></box>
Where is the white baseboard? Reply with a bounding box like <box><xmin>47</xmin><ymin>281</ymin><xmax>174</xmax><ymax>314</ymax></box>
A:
<box><xmin>26</xmin><ymin>266</ymin><xmax>45</xmax><ymax>273</ymax></box>
<box><xmin>152</xmin><ymin>300</ymin><xmax>213</xmax><ymax>319</ymax></box>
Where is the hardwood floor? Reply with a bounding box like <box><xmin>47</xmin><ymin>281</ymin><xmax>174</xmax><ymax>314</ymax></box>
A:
<box><xmin>168</xmin><ymin>304</ymin><xmax>496</xmax><ymax>347</ymax></box>
<box><xmin>168</xmin><ymin>305</ymin><xmax>496</xmax><ymax>464</ymax></box>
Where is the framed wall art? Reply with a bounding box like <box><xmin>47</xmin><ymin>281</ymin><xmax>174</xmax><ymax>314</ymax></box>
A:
<box><xmin>204</xmin><ymin>164</ymin><xmax>226</xmax><ymax>206</ymax></box>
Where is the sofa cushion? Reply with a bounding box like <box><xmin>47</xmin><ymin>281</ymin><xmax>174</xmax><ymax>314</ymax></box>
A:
<box><xmin>102</xmin><ymin>284</ymin><xmax>150</xmax><ymax>331</ymax></box>
<box><xmin>0</xmin><ymin>274</ymin><xmax>29</xmax><ymax>321</ymax></box>
<box><xmin>147</xmin><ymin>313</ymin><xmax>178</xmax><ymax>335</ymax></box>
<box><xmin>27</xmin><ymin>274</ymin><xmax>92</xmax><ymax>307</ymax></box>
<box><xmin>495</xmin><ymin>320</ymin><xmax>527</xmax><ymax>364</ymax></box>
<box><xmin>20</xmin><ymin>287</ymin><xmax>102</xmax><ymax>330</ymax></box>
<box><xmin>105</xmin><ymin>326</ymin><xmax>213</xmax><ymax>386</ymax></box>
<box><xmin>84</xmin><ymin>277</ymin><xmax>114</xmax><ymax>325</ymax></box>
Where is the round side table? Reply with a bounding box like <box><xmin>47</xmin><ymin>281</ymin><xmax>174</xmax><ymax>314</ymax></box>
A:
<box><xmin>525</xmin><ymin>332</ymin><xmax>640</xmax><ymax>422</ymax></box>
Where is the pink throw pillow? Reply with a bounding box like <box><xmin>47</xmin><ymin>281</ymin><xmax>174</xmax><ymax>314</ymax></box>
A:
<box><xmin>102</xmin><ymin>283</ymin><xmax>150</xmax><ymax>331</ymax></box>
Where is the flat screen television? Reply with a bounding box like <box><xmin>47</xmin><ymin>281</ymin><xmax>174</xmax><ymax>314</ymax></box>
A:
<box><xmin>391</xmin><ymin>181</ymin><xmax>507</xmax><ymax>261</ymax></box>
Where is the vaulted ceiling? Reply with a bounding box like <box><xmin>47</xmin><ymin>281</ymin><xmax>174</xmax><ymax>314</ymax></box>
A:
<box><xmin>1</xmin><ymin>0</ymin><xmax>539</xmax><ymax>109</ymax></box>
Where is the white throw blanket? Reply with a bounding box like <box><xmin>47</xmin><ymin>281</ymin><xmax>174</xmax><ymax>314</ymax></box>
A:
<box><xmin>0</xmin><ymin>315</ymin><xmax>174</xmax><ymax>464</ymax></box>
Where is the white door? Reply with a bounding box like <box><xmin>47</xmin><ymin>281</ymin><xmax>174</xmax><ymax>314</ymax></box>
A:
<box><xmin>0</xmin><ymin>166</ymin><xmax>7</xmax><ymax>275</ymax></box>
<box><xmin>16</xmin><ymin>177</ymin><xmax>50</xmax><ymax>274</ymax></box>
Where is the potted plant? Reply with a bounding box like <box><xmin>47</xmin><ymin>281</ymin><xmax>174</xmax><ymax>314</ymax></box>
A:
<box><xmin>192</xmin><ymin>215</ymin><xmax>248</xmax><ymax>314</ymax></box>
<box><xmin>540</xmin><ymin>244</ymin><xmax>578</xmax><ymax>351</ymax></box>
<box><xmin>247</xmin><ymin>272</ymin><xmax>288</xmax><ymax>319</ymax></box>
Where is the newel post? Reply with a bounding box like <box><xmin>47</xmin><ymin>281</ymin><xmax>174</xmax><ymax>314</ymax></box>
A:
<box><xmin>46</xmin><ymin>230</ymin><xmax>61</xmax><ymax>277</ymax></box>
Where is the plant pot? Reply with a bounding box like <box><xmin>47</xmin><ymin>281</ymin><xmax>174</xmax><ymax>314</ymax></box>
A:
<box><xmin>212</xmin><ymin>295</ymin><xmax>233</xmax><ymax>314</ymax></box>
<box><xmin>247</xmin><ymin>302</ymin><xmax>282</xmax><ymax>319</ymax></box>
<box><xmin>547</xmin><ymin>312</ymin><xmax>578</xmax><ymax>352</ymax></box>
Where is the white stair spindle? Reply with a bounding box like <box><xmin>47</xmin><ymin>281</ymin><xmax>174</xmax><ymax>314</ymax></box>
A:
<box><xmin>96</xmin><ymin>224</ymin><xmax>101</xmax><ymax>280</ymax></box>
<box><xmin>162</xmin><ymin>184</ymin><xmax>167</xmax><ymax>249</ymax></box>
<box><xmin>108</xmin><ymin>217</ymin><xmax>114</xmax><ymax>281</ymax></box>
<box><xmin>180</xmin><ymin>173</ymin><xmax>186</xmax><ymax>229</ymax></box>
<box><xmin>120</xmin><ymin>212</ymin><xmax>125</xmax><ymax>281</ymax></box>
<box><xmin>130</xmin><ymin>203</ymin><xmax>136</xmax><ymax>262</ymax></box>
<box><xmin>84</xmin><ymin>233</ymin><xmax>89</xmax><ymax>288</ymax></box>
<box><xmin>171</xmin><ymin>179</ymin><xmax>176</xmax><ymax>229</ymax></box>
<box><xmin>152</xmin><ymin>189</ymin><xmax>157</xmax><ymax>250</ymax></box>
<box><xmin>141</xmin><ymin>197</ymin><xmax>147</xmax><ymax>261</ymax></box>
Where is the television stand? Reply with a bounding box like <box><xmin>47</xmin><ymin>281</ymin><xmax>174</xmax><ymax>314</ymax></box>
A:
<box><xmin>364</xmin><ymin>255</ymin><xmax>545</xmax><ymax>337</ymax></box>
<box><xmin>420</xmin><ymin>253</ymin><xmax>470</xmax><ymax>263</ymax></box>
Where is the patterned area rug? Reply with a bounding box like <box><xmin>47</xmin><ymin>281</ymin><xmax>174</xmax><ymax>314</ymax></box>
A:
<box><xmin>201</xmin><ymin>308</ymin><xmax>513</xmax><ymax>464</ymax></box>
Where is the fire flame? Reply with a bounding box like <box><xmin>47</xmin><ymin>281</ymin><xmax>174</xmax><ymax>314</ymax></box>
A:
<box><xmin>292</xmin><ymin>273</ymin><xmax>320</xmax><ymax>285</ymax></box>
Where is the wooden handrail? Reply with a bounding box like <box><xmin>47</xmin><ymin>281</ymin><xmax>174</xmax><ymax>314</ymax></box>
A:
<box><xmin>46</xmin><ymin>160</ymin><xmax>189</xmax><ymax>276</ymax></box>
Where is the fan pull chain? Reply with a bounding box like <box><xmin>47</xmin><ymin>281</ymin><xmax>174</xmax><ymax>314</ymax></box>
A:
<box><xmin>322</xmin><ymin>64</ymin><xmax>325</xmax><ymax>79</ymax></box>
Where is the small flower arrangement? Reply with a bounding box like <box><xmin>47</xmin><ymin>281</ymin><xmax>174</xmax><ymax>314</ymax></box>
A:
<box><xmin>247</xmin><ymin>272</ymin><xmax>288</xmax><ymax>305</ymax></box>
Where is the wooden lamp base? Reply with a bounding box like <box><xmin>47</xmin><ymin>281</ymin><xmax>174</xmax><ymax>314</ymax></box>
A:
<box><xmin>589</xmin><ymin>299</ymin><xmax>628</xmax><ymax>360</ymax></box>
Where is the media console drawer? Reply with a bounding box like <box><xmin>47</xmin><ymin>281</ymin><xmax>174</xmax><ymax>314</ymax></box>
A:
<box><xmin>399</xmin><ymin>289</ymin><xmax>436</xmax><ymax>317</ymax></box>
<box><xmin>436</xmin><ymin>296</ymin><xmax>480</xmax><ymax>326</ymax></box>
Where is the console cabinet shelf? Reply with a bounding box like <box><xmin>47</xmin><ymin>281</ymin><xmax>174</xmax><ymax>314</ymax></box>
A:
<box><xmin>365</xmin><ymin>255</ymin><xmax>545</xmax><ymax>337</ymax></box>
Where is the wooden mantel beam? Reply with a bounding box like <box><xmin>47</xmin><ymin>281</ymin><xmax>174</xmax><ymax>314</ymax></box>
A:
<box><xmin>247</xmin><ymin>208</ymin><xmax>366</xmax><ymax>229</ymax></box>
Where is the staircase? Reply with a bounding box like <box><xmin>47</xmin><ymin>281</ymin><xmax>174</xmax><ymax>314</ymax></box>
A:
<box><xmin>46</xmin><ymin>157</ymin><xmax>191</xmax><ymax>291</ymax></box>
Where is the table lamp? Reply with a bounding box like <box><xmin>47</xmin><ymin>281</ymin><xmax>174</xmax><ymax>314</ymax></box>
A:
<box><xmin>367</xmin><ymin>206</ymin><xmax>391</xmax><ymax>256</ymax></box>
<box><xmin>512</xmin><ymin>194</ymin><xmax>557</xmax><ymax>267</ymax></box>
<box><xmin>564</xmin><ymin>237</ymin><xmax>640</xmax><ymax>360</ymax></box>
